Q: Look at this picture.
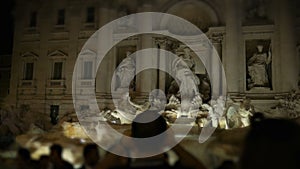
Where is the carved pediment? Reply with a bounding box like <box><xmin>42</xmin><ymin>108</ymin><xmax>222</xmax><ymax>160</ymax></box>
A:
<box><xmin>48</xmin><ymin>50</ymin><xmax>68</xmax><ymax>58</ymax></box>
<box><xmin>21</xmin><ymin>52</ymin><xmax>39</xmax><ymax>59</ymax></box>
<box><xmin>79</xmin><ymin>49</ymin><xmax>97</xmax><ymax>58</ymax></box>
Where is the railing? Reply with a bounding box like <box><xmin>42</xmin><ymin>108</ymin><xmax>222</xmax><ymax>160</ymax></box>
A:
<box><xmin>20</xmin><ymin>80</ymin><xmax>34</xmax><ymax>87</ymax></box>
<box><xmin>47</xmin><ymin>79</ymin><xmax>65</xmax><ymax>87</ymax></box>
<box><xmin>80</xmin><ymin>79</ymin><xmax>94</xmax><ymax>87</ymax></box>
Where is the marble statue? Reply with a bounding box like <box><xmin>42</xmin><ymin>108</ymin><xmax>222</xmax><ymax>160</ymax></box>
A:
<box><xmin>247</xmin><ymin>45</ymin><xmax>271</xmax><ymax>89</ymax></box>
<box><xmin>240</xmin><ymin>100</ymin><xmax>254</xmax><ymax>126</ymax></box>
<box><xmin>182</xmin><ymin>47</ymin><xmax>196</xmax><ymax>71</ymax></box>
<box><xmin>201</xmin><ymin>97</ymin><xmax>226</xmax><ymax>128</ymax></box>
<box><xmin>111</xmin><ymin>51</ymin><xmax>138</xmax><ymax>124</ymax></box>
<box><xmin>226</xmin><ymin>99</ymin><xmax>254</xmax><ymax>128</ymax></box>
<box><xmin>167</xmin><ymin>46</ymin><xmax>201</xmax><ymax>100</ymax></box>
<box><xmin>173</xmin><ymin>58</ymin><xmax>201</xmax><ymax>116</ymax></box>
<box><xmin>271</xmin><ymin>90</ymin><xmax>300</xmax><ymax>119</ymax></box>
<box><xmin>114</xmin><ymin>92</ymin><xmax>136</xmax><ymax>124</ymax></box>
<box><xmin>115</xmin><ymin>51</ymin><xmax>135</xmax><ymax>90</ymax></box>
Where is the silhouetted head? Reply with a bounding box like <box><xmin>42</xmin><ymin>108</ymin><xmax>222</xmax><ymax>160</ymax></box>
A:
<box><xmin>39</xmin><ymin>155</ymin><xmax>50</xmax><ymax>168</ymax></box>
<box><xmin>131</xmin><ymin>110</ymin><xmax>169</xmax><ymax>153</ymax></box>
<box><xmin>240</xmin><ymin>118</ymin><xmax>300</xmax><ymax>169</ymax></box>
<box><xmin>17</xmin><ymin>148</ymin><xmax>31</xmax><ymax>162</ymax></box>
<box><xmin>17</xmin><ymin>148</ymin><xmax>32</xmax><ymax>169</ymax></box>
<box><xmin>50</xmin><ymin>144</ymin><xmax>63</xmax><ymax>161</ymax></box>
<box><xmin>83</xmin><ymin>144</ymin><xmax>100</xmax><ymax>167</ymax></box>
<box><xmin>217</xmin><ymin>160</ymin><xmax>237</xmax><ymax>169</ymax></box>
<box><xmin>131</xmin><ymin>110</ymin><xmax>167</xmax><ymax>138</ymax></box>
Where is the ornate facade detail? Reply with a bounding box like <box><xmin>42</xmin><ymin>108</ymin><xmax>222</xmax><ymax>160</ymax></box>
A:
<box><xmin>4</xmin><ymin>0</ymin><xmax>299</xmax><ymax>122</ymax></box>
<box><xmin>22</xmin><ymin>33</ymin><xmax>40</xmax><ymax>42</ymax></box>
<box><xmin>209</xmin><ymin>32</ymin><xmax>225</xmax><ymax>43</ymax></box>
<box><xmin>48</xmin><ymin>50</ymin><xmax>68</xmax><ymax>58</ymax></box>
<box><xmin>21</xmin><ymin>51</ymin><xmax>39</xmax><ymax>59</ymax></box>
<box><xmin>78</xmin><ymin>30</ymin><xmax>96</xmax><ymax>39</ymax></box>
<box><xmin>50</xmin><ymin>32</ymin><xmax>69</xmax><ymax>41</ymax></box>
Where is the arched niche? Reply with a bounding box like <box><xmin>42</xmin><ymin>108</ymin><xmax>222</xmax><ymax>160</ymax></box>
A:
<box><xmin>161</xmin><ymin>0</ymin><xmax>220</xmax><ymax>33</ymax></box>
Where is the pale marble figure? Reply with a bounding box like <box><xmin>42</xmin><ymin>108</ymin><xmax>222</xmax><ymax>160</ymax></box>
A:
<box><xmin>247</xmin><ymin>45</ymin><xmax>271</xmax><ymax>88</ymax></box>
<box><xmin>226</xmin><ymin>99</ymin><xmax>254</xmax><ymax>128</ymax></box>
<box><xmin>172</xmin><ymin>57</ymin><xmax>201</xmax><ymax>116</ymax></box>
<box><xmin>182</xmin><ymin>47</ymin><xmax>196</xmax><ymax>71</ymax></box>
<box><xmin>115</xmin><ymin>51</ymin><xmax>135</xmax><ymax>90</ymax></box>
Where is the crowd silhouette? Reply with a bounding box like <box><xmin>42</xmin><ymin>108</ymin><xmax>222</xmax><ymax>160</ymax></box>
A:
<box><xmin>8</xmin><ymin>111</ymin><xmax>300</xmax><ymax>169</ymax></box>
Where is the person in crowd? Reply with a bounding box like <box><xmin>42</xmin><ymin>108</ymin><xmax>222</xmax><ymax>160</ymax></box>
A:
<box><xmin>239</xmin><ymin>114</ymin><xmax>300</xmax><ymax>169</ymax></box>
<box><xmin>80</xmin><ymin>144</ymin><xmax>100</xmax><ymax>169</ymax></box>
<box><xmin>39</xmin><ymin>155</ymin><xmax>52</xmax><ymax>169</ymax></box>
<box><xmin>16</xmin><ymin>148</ymin><xmax>35</xmax><ymax>169</ymax></box>
<box><xmin>50</xmin><ymin>144</ymin><xmax>73</xmax><ymax>169</ymax></box>
<box><xmin>215</xmin><ymin>160</ymin><xmax>237</xmax><ymax>169</ymax></box>
<box><xmin>97</xmin><ymin>110</ymin><xmax>207</xmax><ymax>169</ymax></box>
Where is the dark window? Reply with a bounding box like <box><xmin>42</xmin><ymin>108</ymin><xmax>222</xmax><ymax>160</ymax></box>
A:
<box><xmin>24</xmin><ymin>62</ymin><xmax>34</xmax><ymax>80</ymax></box>
<box><xmin>53</xmin><ymin>62</ymin><xmax>63</xmax><ymax>80</ymax></box>
<box><xmin>83</xmin><ymin>61</ymin><xmax>93</xmax><ymax>79</ymax></box>
<box><xmin>57</xmin><ymin>9</ymin><xmax>65</xmax><ymax>25</ymax></box>
<box><xmin>29</xmin><ymin>11</ymin><xmax>37</xmax><ymax>27</ymax></box>
<box><xmin>86</xmin><ymin>7</ymin><xmax>95</xmax><ymax>23</ymax></box>
<box><xmin>50</xmin><ymin>105</ymin><xmax>59</xmax><ymax>125</ymax></box>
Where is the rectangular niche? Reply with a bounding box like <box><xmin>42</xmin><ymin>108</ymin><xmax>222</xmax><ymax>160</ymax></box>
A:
<box><xmin>245</xmin><ymin>39</ymin><xmax>272</xmax><ymax>91</ymax></box>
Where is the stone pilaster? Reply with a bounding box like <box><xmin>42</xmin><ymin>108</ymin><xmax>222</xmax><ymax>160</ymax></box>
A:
<box><xmin>135</xmin><ymin>4</ymin><xmax>156</xmax><ymax>95</ymax></box>
<box><xmin>224</xmin><ymin>0</ymin><xmax>243</xmax><ymax>94</ymax></box>
<box><xmin>275</xmin><ymin>0</ymin><xmax>297</xmax><ymax>91</ymax></box>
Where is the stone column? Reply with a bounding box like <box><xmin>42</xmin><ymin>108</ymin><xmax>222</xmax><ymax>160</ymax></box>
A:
<box><xmin>275</xmin><ymin>0</ymin><xmax>297</xmax><ymax>91</ymax></box>
<box><xmin>135</xmin><ymin>4</ymin><xmax>156</xmax><ymax>96</ymax></box>
<box><xmin>37</xmin><ymin>2</ymin><xmax>52</xmax><ymax>113</ymax></box>
<box><xmin>5</xmin><ymin>2</ymin><xmax>25</xmax><ymax>108</ymax></box>
<box><xmin>66</xmin><ymin>3</ymin><xmax>81</xmax><ymax>95</ymax></box>
<box><xmin>96</xmin><ymin>7</ymin><xmax>112</xmax><ymax>94</ymax></box>
<box><xmin>210</xmin><ymin>33</ymin><xmax>225</xmax><ymax>97</ymax></box>
<box><xmin>156</xmin><ymin>38</ymin><xmax>167</xmax><ymax>92</ymax></box>
<box><xmin>224</xmin><ymin>0</ymin><xmax>243</xmax><ymax>95</ymax></box>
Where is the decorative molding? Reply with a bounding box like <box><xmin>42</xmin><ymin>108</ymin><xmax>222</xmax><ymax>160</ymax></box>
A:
<box><xmin>242</xmin><ymin>25</ymin><xmax>274</xmax><ymax>35</ymax></box>
<box><xmin>79</xmin><ymin>49</ymin><xmax>97</xmax><ymax>58</ymax></box>
<box><xmin>20</xmin><ymin>52</ymin><xmax>39</xmax><ymax>59</ymax></box>
<box><xmin>78</xmin><ymin>30</ymin><xmax>96</xmax><ymax>39</ymax></box>
<box><xmin>206</xmin><ymin>26</ymin><xmax>225</xmax><ymax>43</ymax></box>
<box><xmin>209</xmin><ymin>32</ymin><xmax>225</xmax><ymax>43</ymax></box>
<box><xmin>48</xmin><ymin>50</ymin><xmax>68</xmax><ymax>58</ymax></box>
<box><xmin>50</xmin><ymin>31</ymin><xmax>69</xmax><ymax>41</ymax></box>
<box><xmin>22</xmin><ymin>33</ymin><xmax>40</xmax><ymax>42</ymax></box>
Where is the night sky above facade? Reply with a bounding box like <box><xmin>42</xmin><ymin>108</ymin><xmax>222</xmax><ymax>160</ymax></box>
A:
<box><xmin>0</xmin><ymin>0</ymin><xmax>14</xmax><ymax>54</ymax></box>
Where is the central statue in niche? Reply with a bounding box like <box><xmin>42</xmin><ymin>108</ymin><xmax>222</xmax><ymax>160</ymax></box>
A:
<box><xmin>171</xmin><ymin>46</ymin><xmax>202</xmax><ymax>117</ymax></box>
<box><xmin>111</xmin><ymin>47</ymin><xmax>204</xmax><ymax>123</ymax></box>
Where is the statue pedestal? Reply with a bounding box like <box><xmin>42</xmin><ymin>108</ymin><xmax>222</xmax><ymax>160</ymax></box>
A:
<box><xmin>174</xmin><ymin>117</ymin><xmax>195</xmax><ymax>124</ymax></box>
<box><xmin>171</xmin><ymin>119</ymin><xmax>195</xmax><ymax>139</ymax></box>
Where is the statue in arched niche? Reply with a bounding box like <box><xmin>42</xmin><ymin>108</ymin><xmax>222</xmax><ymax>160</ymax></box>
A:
<box><xmin>171</xmin><ymin>56</ymin><xmax>202</xmax><ymax>117</ymax></box>
<box><xmin>167</xmin><ymin>46</ymin><xmax>200</xmax><ymax>100</ymax></box>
